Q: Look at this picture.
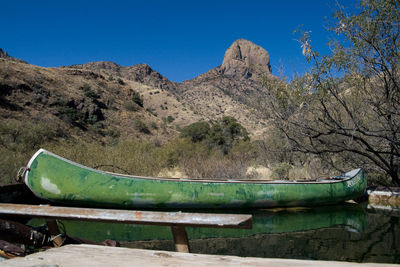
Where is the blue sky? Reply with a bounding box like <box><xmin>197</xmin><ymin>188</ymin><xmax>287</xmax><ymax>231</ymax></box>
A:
<box><xmin>1</xmin><ymin>0</ymin><xmax>356</xmax><ymax>82</ymax></box>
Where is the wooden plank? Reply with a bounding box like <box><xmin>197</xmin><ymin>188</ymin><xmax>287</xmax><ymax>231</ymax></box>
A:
<box><xmin>2</xmin><ymin>244</ymin><xmax>396</xmax><ymax>267</ymax></box>
<box><xmin>0</xmin><ymin>203</ymin><xmax>252</xmax><ymax>253</ymax></box>
<box><xmin>45</xmin><ymin>220</ymin><xmax>63</xmax><ymax>247</ymax></box>
<box><xmin>0</xmin><ymin>203</ymin><xmax>252</xmax><ymax>228</ymax></box>
<box><xmin>171</xmin><ymin>226</ymin><xmax>190</xmax><ymax>253</ymax></box>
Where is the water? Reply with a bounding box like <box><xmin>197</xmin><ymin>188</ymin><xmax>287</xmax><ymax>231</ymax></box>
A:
<box><xmin>28</xmin><ymin>204</ymin><xmax>400</xmax><ymax>264</ymax></box>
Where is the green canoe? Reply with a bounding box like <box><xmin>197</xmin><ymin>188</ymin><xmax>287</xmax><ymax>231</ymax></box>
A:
<box><xmin>23</xmin><ymin>149</ymin><xmax>366</xmax><ymax>209</ymax></box>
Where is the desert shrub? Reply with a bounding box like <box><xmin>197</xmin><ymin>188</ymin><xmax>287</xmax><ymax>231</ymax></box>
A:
<box><xmin>57</xmin><ymin>105</ymin><xmax>81</xmax><ymax>123</ymax></box>
<box><xmin>0</xmin><ymin>119</ymin><xmax>59</xmax><ymax>152</ymax></box>
<box><xmin>166</xmin><ymin>115</ymin><xmax>175</xmax><ymax>123</ymax></box>
<box><xmin>146</xmin><ymin>108</ymin><xmax>158</xmax><ymax>117</ymax></box>
<box><xmin>131</xmin><ymin>91</ymin><xmax>143</xmax><ymax>107</ymax></box>
<box><xmin>159</xmin><ymin>139</ymin><xmax>208</xmax><ymax>169</ymax></box>
<box><xmin>117</xmin><ymin>78</ymin><xmax>125</xmax><ymax>85</ymax></box>
<box><xmin>55</xmin><ymin>99</ymin><xmax>87</xmax><ymax>125</ymax></box>
<box><xmin>158</xmin><ymin>138</ymin><xmax>256</xmax><ymax>179</ymax></box>
<box><xmin>255</xmin><ymin>127</ymin><xmax>299</xmax><ymax>165</ymax></box>
<box><xmin>0</xmin><ymin>147</ymin><xmax>34</xmax><ymax>185</ymax></box>
<box><xmin>104</xmin><ymin>127</ymin><xmax>120</xmax><ymax>138</ymax></box>
<box><xmin>87</xmin><ymin>115</ymin><xmax>99</xmax><ymax>125</ymax></box>
<box><xmin>134</xmin><ymin>119</ymin><xmax>151</xmax><ymax>134</ymax></box>
<box><xmin>123</xmin><ymin>102</ymin><xmax>140</xmax><ymax>112</ymax></box>
<box><xmin>150</xmin><ymin>121</ymin><xmax>158</xmax><ymax>129</ymax></box>
<box><xmin>81</xmin><ymin>84</ymin><xmax>100</xmax><ymax>101</ymax></box>
<box><xmin>45</xmin><ymin>139</ymin><xmax>170</xmax><ymax>177</ymax></box>
<box><xmin>229</xmin><ymin>140</ymin><xmax>258</xmax><ymax>164</ymax></box>
<box><xmin>0</xmin><ymin>119</ymin><xmax>61</xmax><ymax>185</ymax></box>
<box><xmin>208</xmin><ymin>117</ymin><xmax>249</xmax><ymax>154</ymax></box>
<box><xmin>180</xmin><ymin>121</ymin><xmax>210</xmax><ymax>142</ymax></box>
<box><xmin>271</xmin><ymin>162</ymin><xmax>293</xmax><ymax>180</ymax></box>
<box><xmin>161</xmin><ymin>139</ymin><xmax>211</xmax><ymax>172</ymax></box>
<box><xmin>88</xmin><ymin>122</ymin><xmax>105</xmax><ymax>135</ymax></box>
<box><xmin>179</xmin><ymin>149</ymin><xmax>251</xmax><ymax>179</ymax></box>
<box><xmin>106</xmin><ymin>97</ymin><xmax>115</xmax><ymax>109</ymax></box>
<box><xmin>180</xmin><ymin>117</ymin><xmax>249</xmax><ymax>154</ymax></box>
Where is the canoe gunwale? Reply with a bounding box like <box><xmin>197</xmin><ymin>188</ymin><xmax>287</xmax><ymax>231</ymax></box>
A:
<box><xmin>25</xmin><ymin>149</ymin><xmax>362</xmax><ymax>186</ymax></box>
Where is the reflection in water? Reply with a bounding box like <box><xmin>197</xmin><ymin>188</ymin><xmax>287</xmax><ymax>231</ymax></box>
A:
<box><xmin>28</xmin><ymin>204</ymin><xmax>400</xmax><ymax>263</ymax></box>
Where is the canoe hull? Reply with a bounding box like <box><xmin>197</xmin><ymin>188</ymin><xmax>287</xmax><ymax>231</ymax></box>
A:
<box><xmin>24</xmin><ymin>149</ymin><xmax>367</xmax><ymax>209</ymax></box>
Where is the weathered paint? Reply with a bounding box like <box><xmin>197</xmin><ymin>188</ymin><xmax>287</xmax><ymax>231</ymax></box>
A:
<box><xmin>0</xmin><ymin>203</ymin><xmax>252</xmax><ymax>228</ymax></box>
<box><xmin>24</xmin><ymin>149</ymin><xmax>366</xmax><ymax>209</ymax></box>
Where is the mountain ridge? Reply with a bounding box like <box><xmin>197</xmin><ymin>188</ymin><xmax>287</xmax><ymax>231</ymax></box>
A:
<box><xmin>0</xmin><ymin>39</ymin><xmax>273</xmax><ymax>142</ymax></box>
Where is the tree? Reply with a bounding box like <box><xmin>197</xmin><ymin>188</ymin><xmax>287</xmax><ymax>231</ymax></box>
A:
<box><xmin>180</xmin><ymin>121</ymin><xmax>210</xmax><ymax>142</ymax></box>
<box><xmin>180</xmin><ymin>117</ymin><xmax>249</xmax><ymax>154</ymax></box>
<box><xmin>266</xmin><ymin>0</ymin><xmax>400</xmax><ymax>185</ymax></box>
<box><xmin>208</xmin><ymin>116</ymin><xmax>249</xmax><ymax>154</ymax></box>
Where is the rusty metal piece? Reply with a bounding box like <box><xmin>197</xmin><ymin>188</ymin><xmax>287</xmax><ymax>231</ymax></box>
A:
<box><xmin>0</xmin><ymin>203</ymin><xmax>252</xmax><ymax>228</ymax></box>
<box><xmin>0</xmin><ymin>219</ymin><xmax>49</xmax><ymax>247</ymax></box>
<box><xmin>0</xmin><ymin>240</ymin><xmax>25</xmax><ymax>258</ymax></box>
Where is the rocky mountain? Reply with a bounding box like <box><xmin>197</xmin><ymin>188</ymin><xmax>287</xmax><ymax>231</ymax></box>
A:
<box><xmin>0</xmin><ymin>39</ymin><xmax>273</xmax><ymax>142</ymax></box>
<box><xmin>67</xmin><ymin>39</ymin><xmax>274</xmax><ymax>137</ymax></box>
<box><xmin>0</xmin><ymin>57</ymin><xmax>201</xmax><ymax>144</ymax></box>
<box><xmin>177</xmin><ymin>39</ymin><xmax>274</xmax><ymax>136</ymax></box>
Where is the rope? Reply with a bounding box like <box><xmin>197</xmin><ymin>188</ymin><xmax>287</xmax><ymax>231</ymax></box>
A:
<box><xmin>16</xmin><ymin>167</ymin><xmax>30</xmax><ymax>183</ymax></box>
<box><xmin>49</xmin><ymin>233</ymin><xmax>64</xmax><ymax>242</ymax></box>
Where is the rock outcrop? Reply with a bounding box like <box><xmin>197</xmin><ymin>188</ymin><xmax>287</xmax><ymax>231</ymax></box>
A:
<box><xmin>221</xmin><ymin>39</ymin><xmax>272</xmax><ymax>82</ymax></box>
<box><xmin>67</xmin><ymin>62</ymin><xmax>178</xmax><ymax>91</ymax></box>
<box><xmin>0</xmin><ymin>48</ymin><xmax>27</xmax><ymax>64</ymax></box>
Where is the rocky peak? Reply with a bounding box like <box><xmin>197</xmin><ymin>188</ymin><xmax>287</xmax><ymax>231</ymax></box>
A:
<box><xmin>0</xmin><ymin>48</ymin><xmax>8</xmax><ymax>58</ymax></box>
<box><xmin>221</xmin><ymin>39</ymin><xmax>271</xmax><ymax>82</ymax></box>
<box><xmin>0</xmin><ymin>48</ymin><xmax>27</xmax><ymax>64</ymax></box>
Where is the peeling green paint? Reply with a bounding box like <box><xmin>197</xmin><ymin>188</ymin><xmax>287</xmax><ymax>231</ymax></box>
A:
<box><xmin>24</xmin><ymin>149</ymin><xmax>367</xmax><ymax>209</ymax></box>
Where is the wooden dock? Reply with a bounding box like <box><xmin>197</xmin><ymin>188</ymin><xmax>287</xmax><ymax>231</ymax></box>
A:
<box><xmin>0</xmin><ymin>203</ymin><xmax>251</xmax><ymax>253</ymax></box>
<box><xmin>2</xmin><ymin>244</ymin><xmax>397</xmax><ymax>267</ymax></box>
